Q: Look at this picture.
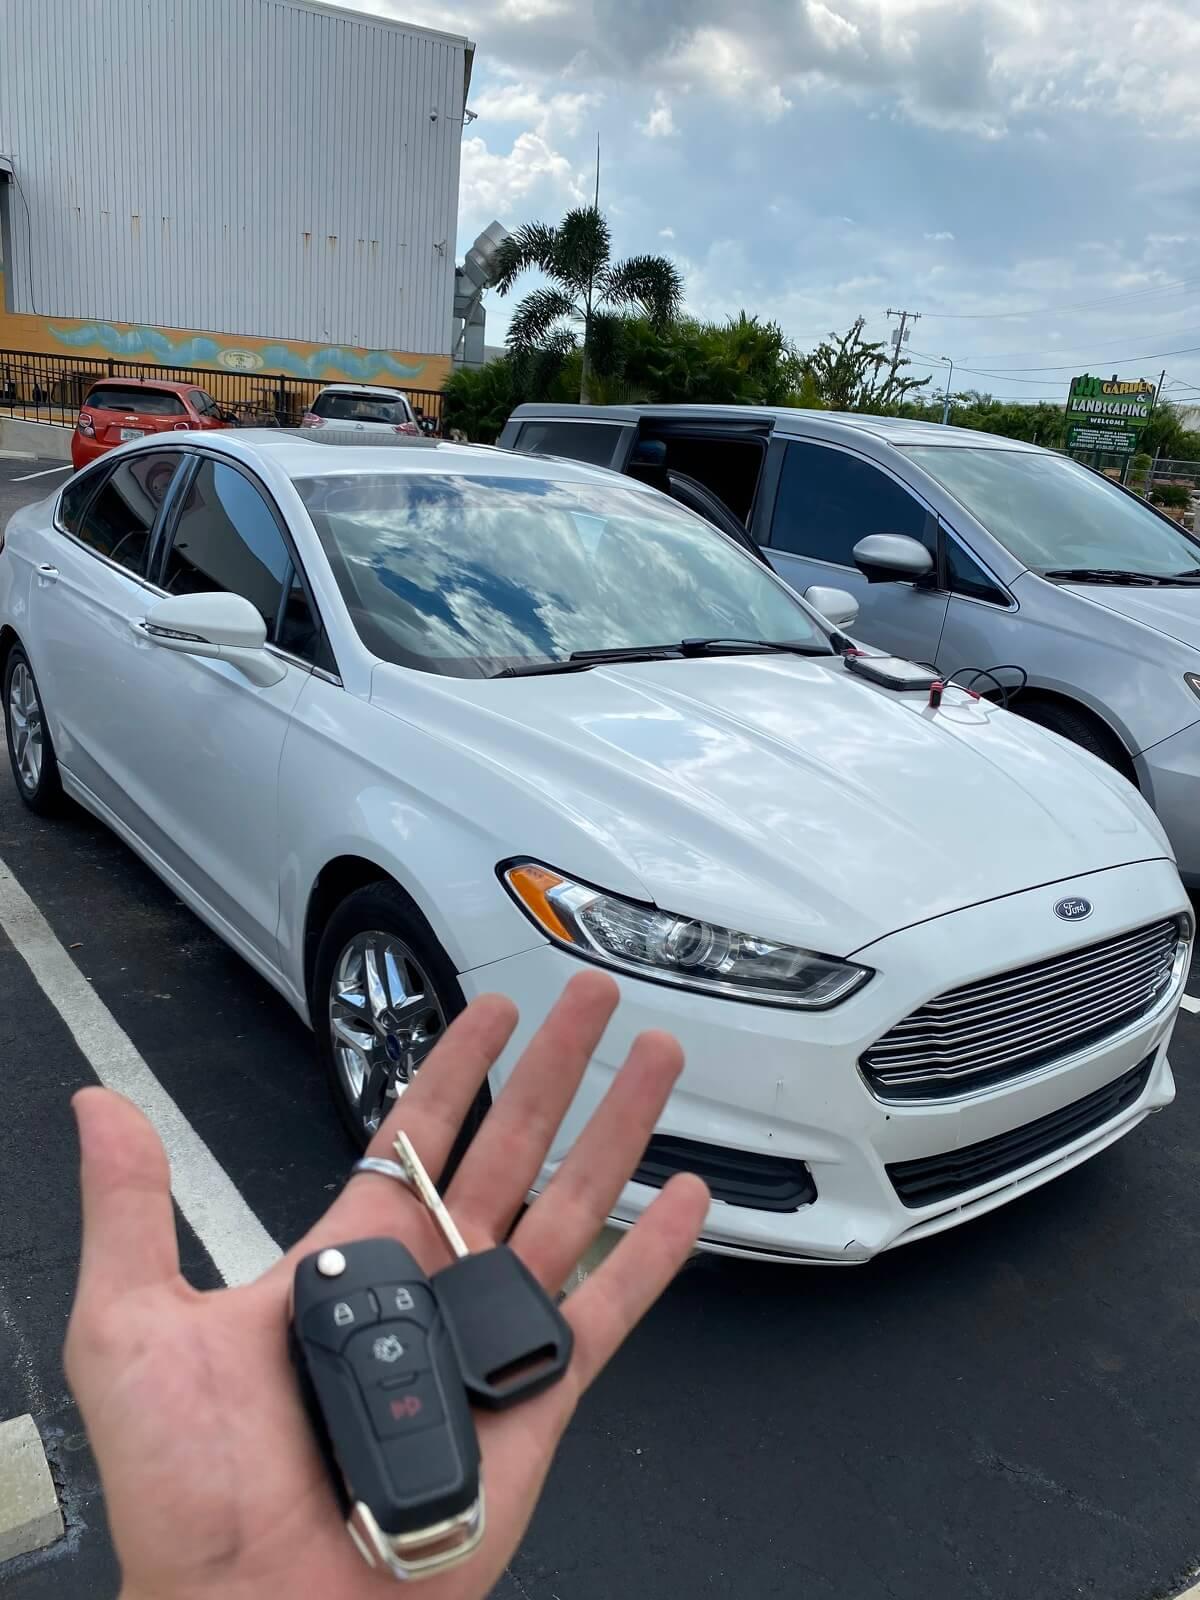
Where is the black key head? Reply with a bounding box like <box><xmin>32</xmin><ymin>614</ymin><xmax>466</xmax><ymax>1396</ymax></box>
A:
<box><xmin>432</xmin><ymin>1244</ymin><xmax>574</xmax><ymax>1410</ymax></box>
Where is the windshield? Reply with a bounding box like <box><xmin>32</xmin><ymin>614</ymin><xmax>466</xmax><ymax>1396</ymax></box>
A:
<box><xmin>312</xmin><ymin>392</ymin><xmax>411</xmax><ymax>425</ymax></box>
<box><xmin>297</xmin><ymin>472</ymin><xmax>823</xmax><ymax>677</ymax></box>
<box><xmin>902</xmin><ymin>445</ymin><xmax>1200</xmax><ymax>579</ymax></box>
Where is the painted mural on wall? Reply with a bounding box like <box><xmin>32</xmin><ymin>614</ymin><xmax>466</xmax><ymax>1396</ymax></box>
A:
<box><xmin>48</xmin><ymin>321</ymin><xmax>433</xmax><ymax>381</ymax></box>
<box><xmin>0</xmin><ymin>292</ymin><xmax>447</xmax><ymax>387</ymax></box>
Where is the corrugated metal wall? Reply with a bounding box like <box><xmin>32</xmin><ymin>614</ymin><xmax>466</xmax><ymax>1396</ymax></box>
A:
<box><xmin>0</xmin><ymin>0</ymin><xmax>469</xmax><ymax>354</ymax></box>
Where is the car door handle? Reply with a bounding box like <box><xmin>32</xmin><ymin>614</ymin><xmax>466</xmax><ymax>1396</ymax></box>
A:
<box><xmin>36</xmin><ymin>564</ymin><xmax>59</xmax><ymax>585</ymax></box>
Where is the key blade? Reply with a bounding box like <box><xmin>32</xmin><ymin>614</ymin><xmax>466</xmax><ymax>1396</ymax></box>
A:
<box><xmin>393</xmin><ymin>1131</ymin><xmax>470</xmax><ymax>1260</ymax></box>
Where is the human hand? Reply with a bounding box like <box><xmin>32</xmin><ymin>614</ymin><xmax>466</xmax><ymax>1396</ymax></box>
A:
<box><xmin>65</xmin><ymin>971</ymin><xmax>708</xmax><ymax>1600</ymax></box>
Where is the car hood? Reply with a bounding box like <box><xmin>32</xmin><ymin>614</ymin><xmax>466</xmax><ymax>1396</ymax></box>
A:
<box><xmin>371</xmin><ymin>655</ymin><xmax>1170</xmax><ymax>956</ymax></box>
<box><xmin>1060</xmin><ymin>581</ymin><xmax>1200</xmax><ymax>650</ymax></box>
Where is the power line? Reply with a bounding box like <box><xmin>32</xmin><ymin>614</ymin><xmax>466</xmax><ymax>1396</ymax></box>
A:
<box><xmin>954</xmin><ymin>321</ymin><xmax>1200</xmax><ymax>366</ymax></box>
<box><xmin>919</xmin><ymin>276</ymin><xmax>1200</xmax><ymax>321</ymax></box>
<box><xmin>912</xmin><ymin>340</ymin><xmax>1200</xmax><ymax>377</ymax></box>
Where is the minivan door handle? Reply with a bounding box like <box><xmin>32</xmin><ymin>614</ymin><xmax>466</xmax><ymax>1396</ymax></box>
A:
<box><xmin>36</xmin><ymin>563</ymin><xmax>59</xmax><ymax>585</ymax></box>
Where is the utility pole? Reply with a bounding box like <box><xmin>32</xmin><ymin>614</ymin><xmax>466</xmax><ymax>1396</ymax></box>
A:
<box><xmin>884</xmin><ymin>309</ymin><xmax>919</xmax><ymax>402</ymax></box>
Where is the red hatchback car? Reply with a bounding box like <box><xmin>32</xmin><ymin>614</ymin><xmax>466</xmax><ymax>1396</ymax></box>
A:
<box><xmin>72</xmin><ymin>379</ymin><xmax>232</xmax><ymax>469</ymax></box>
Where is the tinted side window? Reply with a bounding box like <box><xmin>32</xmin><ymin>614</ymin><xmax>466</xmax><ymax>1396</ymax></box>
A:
<box><xmin>75</xmin><ymin>453</ymin><xmax>180</xmax><ymax>575</ymax></box>
<box><xmin>946</xmin><ymin>540</ymin><xmax>1008</xmax><ymax>606</ymax></box>
<box><xmin>771</xmin><ymin>442</ymin><xmax>932</xmax><ymax>565</ymax></box>
<box><xmin>59</xmin><ymin>468</ymin><xmax>106</xmax><ymax>536</ymax></box>
<box><xmin>517</xmin><ymin>421</ymin><xmax>621</xmax><ymax>467</ymax></box>
<box><xmin>276</xmin><ymin>565</ymin><xmax>328</xmax><ymax>668</ymax></box>
<box><xmin>189</xmin><ymin>390</ymin><xmax>218</xmax><ymax>417</ymax></box>
<box><xmin>162</xmin><ymin>460</ymin><xmax>291</xmax><ymax>630</ymax></box>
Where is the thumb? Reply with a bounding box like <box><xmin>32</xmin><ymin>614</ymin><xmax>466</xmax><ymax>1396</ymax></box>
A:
<box><xmin>73</xmin><ymin>1087</ymin><xmax>181</xmax><ymax>1302</ymax></box>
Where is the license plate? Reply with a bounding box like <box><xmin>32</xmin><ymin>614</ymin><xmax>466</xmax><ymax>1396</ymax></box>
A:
<box><xmin>119</xmin><ymin>427</ymin><xmax>145</xmax><ymax>441</ymax></box>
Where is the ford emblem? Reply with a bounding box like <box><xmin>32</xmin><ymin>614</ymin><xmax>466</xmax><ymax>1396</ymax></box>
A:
<box><xmin>1054</xmin><ymin>897</ymin><xmax>1093</xmax><ymax>922</ymax></box>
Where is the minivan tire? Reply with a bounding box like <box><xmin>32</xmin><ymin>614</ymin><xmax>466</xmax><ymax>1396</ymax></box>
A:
<box><xmin>313</xmin><ymin>880</ymin><xmax>490</xmax><ymax>1170</ymax></box>
<box><xmin>3</xmin><ymin>646</ymin><xmax>65</xmax><ymax>815</ymax></box>
<box><xmin>1016</xmin><ymin>700</ymin><xmax>1125</xmax><ymax>772</ymax></box>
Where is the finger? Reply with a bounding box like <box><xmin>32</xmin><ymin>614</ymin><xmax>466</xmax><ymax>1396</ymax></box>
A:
<box><xmin>509</xmin><ymin>1027</ymin><xmax>685</xmax><ymax>1290</ymax></box>
<box><xmin>563</xmin><ymin>1174</ymin><xmax>708</xmax><ymax>1392</ymax></box>
<box><xmin>72</xmin><ymin>1087</ymin><xmax>180</xmax><ymax>1301</ymax></box>
<box><xmin>273</xmin><ymin>994</ymin><xmax>518</xmax><ymax>1276</ymax></box>
<box><xmin>446</xmin><ymin>969</ymin><xmax>620</xmax><ymax>1237</ymax></box>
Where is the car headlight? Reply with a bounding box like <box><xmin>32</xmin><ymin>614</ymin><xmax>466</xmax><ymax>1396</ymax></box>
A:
<box><xmin>502</xmin><ymin>863</ymin><xmax>873</xmax><ymax>1008</ymax></box>
<box><xmin>1186</xmin><ymin>672</ymin><xmax>1200</xmax><ymax>701</ymax></box>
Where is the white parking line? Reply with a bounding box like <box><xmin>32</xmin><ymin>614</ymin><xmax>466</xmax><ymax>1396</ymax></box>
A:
<box><xmin>0</xmin><ymin>853</ymin><xmax>281</xmax><ymax>1285</ymax></box>
<box><xmin>9</xmin><ymin>465</ymin><xmax>70</xmax><ymax>482</ymax></box>
<box><xmin>1181</xmin><ymin>995</ymin><xmax>1200</xmax><ymax>1015</ymax></box>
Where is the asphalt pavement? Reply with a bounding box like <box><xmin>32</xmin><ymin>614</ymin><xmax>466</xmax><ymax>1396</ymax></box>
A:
<box><xmin>2</xmin><ymin>454</ymin><xmax>1200</xmax><ymax>1600</ymax></box>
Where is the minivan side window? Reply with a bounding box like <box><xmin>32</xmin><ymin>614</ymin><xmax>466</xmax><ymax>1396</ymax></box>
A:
<box><xmin>946</xmin><ymin>540</ymin><xmax>1009</xmax><ymax>606</ymax></box>
<box><xmin>74</xmin><ymin>452</ymin><xmax>181</xmax><ymax>576</ymax></box>
<box><xmin>160</xmin><ymin>458</ymin><xmax>322</xmax><ymax>660</ymax></box>
<box><xmin>771</xmin><ymin>441</ymin><xmax>932</xmax><ymax>566</ymax></box>
<box><xmin>516</xmin><ymin>420</ymin><xmax>622</xmax><ymax>467</ymax></box>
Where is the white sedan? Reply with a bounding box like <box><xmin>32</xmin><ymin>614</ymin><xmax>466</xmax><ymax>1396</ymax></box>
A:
<box><xmin>0</xmin><ymin>432</ymin><xmax>1191</xmax><ymax>1262</ymax></box>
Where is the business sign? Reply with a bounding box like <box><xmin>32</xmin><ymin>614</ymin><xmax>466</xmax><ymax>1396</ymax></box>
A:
<box><xmin>1065</xmin><ymin>374</ymin><xmax>1155</xmax><ymax>455</ymax></box>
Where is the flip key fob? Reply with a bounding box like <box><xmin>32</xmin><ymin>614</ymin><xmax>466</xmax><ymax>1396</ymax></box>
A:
<box><xmin>291</xmin><ymin>1238</ymin><xmax>483</xmax><ymax>1580</ymax></box>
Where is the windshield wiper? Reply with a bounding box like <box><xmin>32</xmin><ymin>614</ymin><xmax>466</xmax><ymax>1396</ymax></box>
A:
<box><xmin>491</xmin><ymin>637</ymin><xmax>833</xmax><ymax>679</ymax></box>
<box><xmin>674</xmin><ymin>637</ymin><xmax>835</xmax><ymax>658</ymax></box>
<box><xmin>1043</xmin><ymin>567</ymin><xmax>1173</xmax><ymax>586</ymax></box>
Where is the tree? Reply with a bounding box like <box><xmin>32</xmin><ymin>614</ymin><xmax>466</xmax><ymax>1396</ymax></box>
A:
<box><xmin>803</xmin><ymin>316</ymin><xmax>928</xmax><ymax>411</ymax></box>
<box><xmin>493</xmin><ymin>206</ymin><xmax>683</xmax><ymax>403</ymax></box>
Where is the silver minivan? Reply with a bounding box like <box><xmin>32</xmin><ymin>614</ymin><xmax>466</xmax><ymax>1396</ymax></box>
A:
<box><xmin>500</xmin><ymin>403</ymin><xmax>1200</xmax><ymax>883</ymax></box>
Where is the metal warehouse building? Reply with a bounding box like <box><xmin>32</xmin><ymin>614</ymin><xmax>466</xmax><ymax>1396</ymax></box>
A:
<box><xmin>0</xmin><ymin>0</ymin><xmax>474</xmax><ymax>392</ymax></box>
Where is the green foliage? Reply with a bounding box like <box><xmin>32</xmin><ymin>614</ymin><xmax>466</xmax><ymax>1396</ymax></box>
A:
<box><xmin>1151</xmin><ymin>482</ymin><xmax>1191</xmax><ymax>508</ymax></box>
<box><xmin>493</xmin><ymin>205</ymin><xmax>683</xmax><ymax>402</ymax></box>
<box><xmin>802</xmin><ymin>316</ymin><xmax>928</xmax><ymax>411</ymax></box>
<box><xmin>441</xmin><ymin>360</ymin><xmax>522</xmax><ymax>445</ymax></box>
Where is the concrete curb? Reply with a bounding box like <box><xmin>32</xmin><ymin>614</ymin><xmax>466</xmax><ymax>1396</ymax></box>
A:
<box><xmin>0</xmin><ymin>1415</ymin><xmax>63</xmax><ymax>1561</ymax></box>
<box><xmin>0</xmin><ymin>417</ymin><xmax>73</xmax><ymax>461</ymax></box>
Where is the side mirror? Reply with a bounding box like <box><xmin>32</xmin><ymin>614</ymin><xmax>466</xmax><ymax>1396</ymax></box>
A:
<box><xmin>134</xmin><ymin>592</ymin><xmax>286</xmax><ymax>687</ymax></box>
<box><xmin>852</xmin><ymin>534</ymin><xmax>934</xmax><ymax>585</ymax></box>
<box><xmin>804</xmin><ymin>585</ymin><xmax>859</xmax><ymax>628</ymax></box>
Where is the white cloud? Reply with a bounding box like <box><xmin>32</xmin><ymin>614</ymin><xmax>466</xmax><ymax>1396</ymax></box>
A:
<box><xmin>659</xmin><ymin>226</ymin><xmax>676</xmax><ymax>239</ymax></box>
<box><xmin>924</xmin><ymin>230</ymin><xmax>955</xmax><ymax>241</ymax></box>
<box><xmin>472</xmin><ymin>82</ymin><xmax>601</xmax><ymax>138</ymax></box>
<box><xmin>459</xmin><ymin>130</ymin><xmax>586</xmax><ymax>228</ymax></box>
<box><xmin>640</xmin><ymin>93</ymin><xmax>677</xmax><ymax>138</ymax></box>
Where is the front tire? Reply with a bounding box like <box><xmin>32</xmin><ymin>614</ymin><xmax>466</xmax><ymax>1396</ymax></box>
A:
<box><xmin>1015</xmin><ymin>700</ymin><xmax>1125</xmax><ymax>772</ymax></box>
<box><xmin>313</xmin><ymin>881</ymin><xmax>490</xmax><ymax>1163</ymax></box>
<box><xmin>4</xmin><ymin>646</ymin><xmax>64</xmax><ymax>815</ymax></box>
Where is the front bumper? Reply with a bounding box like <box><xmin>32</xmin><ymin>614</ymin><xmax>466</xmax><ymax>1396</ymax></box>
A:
<box><xmin>462</xmin><ymin>859</ymin><xmax>1188</xmax><ymax>1263</ymax></box>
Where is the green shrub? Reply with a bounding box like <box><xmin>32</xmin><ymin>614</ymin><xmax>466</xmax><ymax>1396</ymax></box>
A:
<box><xmin>1151</xmin><ymin>482</ymin><xmax>1191</xmax><ymax>509</ymax></box>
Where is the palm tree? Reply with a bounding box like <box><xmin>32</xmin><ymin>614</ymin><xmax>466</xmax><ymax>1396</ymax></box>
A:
<box><xmin>493</xmin><ymin>205</ymin><xmax>683</xmax><ymax>403</ymax></box>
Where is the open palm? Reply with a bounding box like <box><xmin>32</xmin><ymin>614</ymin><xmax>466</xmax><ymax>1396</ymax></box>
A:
<box><xmin>65</xmin><ymin>971</ymin><xmax>708</xmax><ymax>1600</ymax></box>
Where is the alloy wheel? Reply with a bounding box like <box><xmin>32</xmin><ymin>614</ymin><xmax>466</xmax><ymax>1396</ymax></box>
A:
<box><xmin>8</xmin><ymin>663</ymin><xmax>43</xmax><ymax>795</ymax></box>
<box><xmin>328</xmin><ymin>932</ymin><xmax>448</xmax><ymax>1137</ymax></box>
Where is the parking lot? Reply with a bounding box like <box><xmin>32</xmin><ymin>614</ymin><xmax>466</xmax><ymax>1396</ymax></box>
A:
<box><xmin>2</xmin><ymin>447</ymin><xmax>1200</xmax><ymax>1600</ymax></box>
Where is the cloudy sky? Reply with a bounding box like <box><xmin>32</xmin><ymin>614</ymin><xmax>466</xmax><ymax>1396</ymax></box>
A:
<box><xmin>367</xmin><ymin>0</ymin><xmax>1200</xmax><ymax>406</ymax></box>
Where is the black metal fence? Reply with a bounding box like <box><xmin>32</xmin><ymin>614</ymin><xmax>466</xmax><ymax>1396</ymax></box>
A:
<box><xmin>0</xmin><ymin>347</ymin><xmax>446</xmax><ymax>430</ymax></box>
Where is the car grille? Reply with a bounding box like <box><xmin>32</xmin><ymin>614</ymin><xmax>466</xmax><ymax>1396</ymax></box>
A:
<box><xmin>886</xmin><ymin>1054</ymin><xmax>1154</xmax><ymax>1207</ymax></box>
<box><xmin>861</xmin><ymin>919</ymin><xmax>1182</xmax><ymax>1102</ymax></box>
<box><xmin>633</xmin><ymin>1135</ymin><xmax>816</xmax><ymax>1213</ymax></box>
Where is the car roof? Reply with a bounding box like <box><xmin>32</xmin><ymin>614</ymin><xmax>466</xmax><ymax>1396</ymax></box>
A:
<box><xmin>314</xmin><ymin>383</ymin><xmax>409</xmax><ymax>397</ymax></box>
<box><xmin>508</xmin><ymin>402</ymin><xmax>1047</xmax><ymax>455</ymax></box>
<box><xmin>116</xmin><ymin>429</ymin><xmax>661</xmax><ymax>488</ymax></box>
<box><xmin>85</xmin><ymin>376</ymin><xmax>198</xmax><ymax>394</ymax></box>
